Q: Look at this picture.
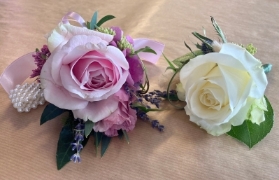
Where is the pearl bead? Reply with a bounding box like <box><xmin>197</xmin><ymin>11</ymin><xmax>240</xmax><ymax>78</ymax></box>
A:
<box><xmin>10</xmin><ymin>83</ymin><xmax>46</xmax><ymax>113</ymax></box>
<box><xmin>24</xmin><ymin>108</ymin><xmax>30</xmax><ymax>112</ymax></box>
<box><xmin>13</xmin><ymin>103</ymin><xmax>18</xmax><ymax>108</ymax></box>
<box><xmin>31</xmin><ymin>104</ymin><xmax>37</xmax><ymax>109</ymax></box>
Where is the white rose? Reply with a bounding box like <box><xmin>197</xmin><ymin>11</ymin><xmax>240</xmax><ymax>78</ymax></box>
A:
<box><xmin>179</xmin><ymin>43</ymin><xmax>267</xmax><ymax>136</ymax></box>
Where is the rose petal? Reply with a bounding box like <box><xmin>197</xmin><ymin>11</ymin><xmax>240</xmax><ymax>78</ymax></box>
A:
<box><xmin>60</xmin><ymin>65</ymin><xmax>87</xmax><ymax>99</ymax></box>
<box><xmin>41</xmin><ymin>79</ymin><xmax>88</xmax><ymax>110</ymax></box>
<box><xmin>72</xmin><ymin>97</ymin><xmax>118</xmax><ymax>122</ymax></box>
<box><xmin>105</xmin><ymin>46</ymin><xmax>129</xmax><ymax>70</ymax></box>
<box><xmin>110</xmin><ymin>27</ymin><xmax>122</xmax><ymax>42</ymax></box>
<box><xmin>220</xmin><ymin>43</ymin><xmax>267</xmax><ymax>98</ymax></box>
<box><xmin>47</xmin><ymin>22</ymin><xmax>113</xmax><ymax>52</ymax></box>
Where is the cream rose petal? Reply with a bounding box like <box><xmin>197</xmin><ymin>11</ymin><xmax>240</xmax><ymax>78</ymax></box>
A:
<box><xmin>188</xmin><ymin>79</ymin><xmax>231</xmax><ymax>123</ymax></box>
<box><xmin>229</xmin><ymin>99</ymin><xmax>253</xmax><ymax>126</ymax></box>
<box><xmin>220</xmin><ymin>43</ymin><xmax>267</xmax><ymax>98</ymax></box>
<box><xmin>185</xmin><ymin>106</ymin><xmax>232</xmax><ymax>136</ymax></box>
<box><xmin>218</xmin><ymin>64</ymin><xmax>252</xmax><ymax>110</ymax></box>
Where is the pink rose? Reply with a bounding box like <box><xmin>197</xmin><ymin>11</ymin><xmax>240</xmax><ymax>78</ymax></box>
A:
<box><xmin>40</xmin><ymin>34</ymin><xmax>130</xmax><ymax>122</ymax></box>
<box><xmin>93</xmin><ymin>89</ymin><xmax>137</xmax><ymax>137</ymax></box>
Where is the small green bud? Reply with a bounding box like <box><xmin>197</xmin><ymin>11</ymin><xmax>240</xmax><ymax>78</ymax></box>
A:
<box><xmin>96</xmin><ymin>27</ymin><xmax>116</xmax><ymax>36</ymax></box>
<box><xmin>117</xmin><ymin>36</ymin><xmax>134</xmax><ymax>54</ymax></box>
<box><xmin>245</xmin><ymin>44</ymin><xmax>257</xmax><ymax>55</ymax></box>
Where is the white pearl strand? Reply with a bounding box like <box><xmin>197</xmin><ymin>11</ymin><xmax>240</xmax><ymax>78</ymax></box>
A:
<box><xmin>8</xmin><ymin>82</ymin><xmax>45</xmax><ymax>112</ymax></box>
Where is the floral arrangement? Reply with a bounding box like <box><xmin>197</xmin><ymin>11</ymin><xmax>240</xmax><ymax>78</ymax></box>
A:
<box><xmin>0</xmin><ymin>12</ymin><xmax>165</xmax><ymax>170</ymax></box>
<box><xmin>164</xmin><ymin>17</ymin><xmax>274</xmax><ymax>148</ymax></box>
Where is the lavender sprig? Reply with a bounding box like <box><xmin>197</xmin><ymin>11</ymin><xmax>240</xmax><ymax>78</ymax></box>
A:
<box><xmin>133</xmin><ymin>106</ymin><xmax>165</xmax><ymax>132</ymax></box>
<box><xmin>70</xmin><ymin>119</ymin><xmax>85</xmax><ymax>163</ymax></box>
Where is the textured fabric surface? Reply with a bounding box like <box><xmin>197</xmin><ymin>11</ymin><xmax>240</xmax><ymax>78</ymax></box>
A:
<box><xmin>0</xmin><ymin>0</ymin><xmax>278</xmax><ymax>179</ymax></box>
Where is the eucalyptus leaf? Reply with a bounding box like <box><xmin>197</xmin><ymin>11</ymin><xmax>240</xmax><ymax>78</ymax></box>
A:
<box><xmin>134</xmin><ymin>46</ymin><xmax>157</xmax><ymax>55</ymax></box>
<box><xmin>227</xmin><ymin>96</ymin><xmax>273</xmax><ymax>148</ymax></box>
<box><xmin>90</xmin><ymin>11</ymin><xmax>98</xmax><ymax>30</ymax></box>
<box><xmin>101</xmin><ymin>135</ymin><xmax>111</xmax><ymax>157</ymax></box>
<box><xmin>56</xmin><ymin>123</ymin><xmax>74</xmax><ymax>170</ymax></box>
<box><xmin>262</xmin><ymin>64</ymin><xmax>272</xmax><ymax>74</ymax></box>
<box><xmin>84</xmin><ymin>121</ymin><xmax>94</xmax><ymax>138</ymax></box>
<box><xmin>96</xmin><ymin>15</ymin><xmax>115</xmax><ymax>27</ymax></box>
<box><xmin>40</xmin><ymin>103</ymin><xmax>66</xmax><ymax>125</ymax></box>
<box><xmin>122</xmin><ymin>130</ymin><xmax>130</xmax><ymax>144</ymax></box>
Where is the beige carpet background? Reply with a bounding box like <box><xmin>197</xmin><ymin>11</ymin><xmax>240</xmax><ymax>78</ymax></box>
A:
<box><xmin>0</xmin><ymin>0</ymin><xmax>278</xmax><ymax>179</ymax></box>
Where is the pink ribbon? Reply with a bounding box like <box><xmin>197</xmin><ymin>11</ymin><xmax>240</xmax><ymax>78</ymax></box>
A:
<box><xmin>0</xmin><ymin>52</ymin><xmax>36</xmax><ymax>94</ymax></box>
<box><xmin>134</xmin><ymin>38</ymin><xmax>165</xmax><ymax>64</ymax></box>
<box><xmin>61</xmin><ymin>12</ymin><xmax>87</xmax><ymax>27</ymax></box>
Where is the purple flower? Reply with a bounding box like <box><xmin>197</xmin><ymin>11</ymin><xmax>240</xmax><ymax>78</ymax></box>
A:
<box><xmin>70</xmin><ymin>120</ymin><xmax>85</xmax><ymax>163</ymax></box>
<box><xmin>30</xmin><ymin>45</ymin><xmax>51</xmax><ymax>80</ymax></box>
<box><xmin>70</xmin><ymin>153</ymin><xmax>81</xmax><ymax>163</ymax></box>
<box><xmin>109</xmin><ymin>27</ymin><xmax>144</xmax><ymax>87</ymax></box>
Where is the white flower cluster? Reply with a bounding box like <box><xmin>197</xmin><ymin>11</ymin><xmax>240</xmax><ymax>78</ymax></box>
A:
<box><xmin>9</xmin><ymin>82</ymin><xmax>45</xmax><ymax>112</ymax></box>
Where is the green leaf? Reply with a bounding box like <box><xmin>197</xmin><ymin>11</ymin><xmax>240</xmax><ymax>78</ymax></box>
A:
<box><xmin>117</xmin><ymin>130</ymin><xmax>124</xmax><ymax>139</ymax></box>
<box><xmin>56</xmin><ymin>122</ymin><xmax>74</xmax><ymax>170</ymax></box>
<box><xmin>84</xmin><ymin>121</ymin><xmax>94</xmax><ymax>138</ymax></box>
<box><xmin>192</xmin><ymin>32</ymin><xmax>213</xmax><ymax>47</ymax></box>
<box><xmin>92</xmin><ymin>132</ymin><xmax>103</xmax><ymax>156</ymax></box>
<box><xmin>86</xmin><ymin>21</ymin><xmax>90</xmax><ymax>29</ymax></box>
<box><xmin>96</xmin><ymin>15</ymin><xmax>115</xmax><ymax>27</ymax></box>
<box><xmin>262</xmin><ymin>64</ymin><xmax>272</xmax><ymax>74</ymax></box>
<box><xmin>131</xmin><ymin>104</ymin><xmax>162</xmax><ymax>113</ymax></box>
<box><xmin>101</xmin><ymin>135</ymin><xmax>111</xmax><ymax>157</ymax></box>
<box><xmin>211</xmin><ymin>17</ymin><xmax>227</xmax><ymax>43</ymax></box>
<box><xmin>82</xmin><ymin>136</ymin><xmax>89</xmax><ymax>147</ymax></box>
<box><xmin>134</xmin><ymin>46</ymin><xmax>157</xmax><ymax>55</ymax></box>
<box><xmin>172</xmin><ymin>50</ymin><xmax>203</xmax><ymax>68</ymax></box>
<box><xmin>122</xmin><ymin>130</ymin><xmax>130</xmax><ymax>144</ymax></box>
<box><xmin>90</xmin><ymin>11</ymin><xmax>98</xmax><ymax>30</ymax></box>
<box><xmin>40</xmin><ymin>103</ymin><xmax>66</xmax><ymax>125</ymax></box>
<box><xmin>94</xmin><ymin>132</ymin><xmax>103</xmax><ymax>148</ymax></box>
<box><xmin>227</xmin><ymin>96</ymin><xmax>274</xmax><ymax>148</ymax></box>
<box><xmin>163</xmin><ymin>53</ymin><xmax>177</xmax><ymax>72</ymax></box>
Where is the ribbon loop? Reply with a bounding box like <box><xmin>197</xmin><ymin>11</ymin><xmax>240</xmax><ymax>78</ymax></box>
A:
<box><xmin>0</xmin><ymin>52</ymin><xmax>36</xmax><ymax>94</ymax></box>
<box><xmin>61</xmin><ymin>12</ymin><xmax>87</xmax><ymax>27</ymax></box>
<box><xmin>134</xmin><ymin>38</ymin><xmax>165</xmax><ymax>64</ymax></box>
